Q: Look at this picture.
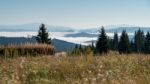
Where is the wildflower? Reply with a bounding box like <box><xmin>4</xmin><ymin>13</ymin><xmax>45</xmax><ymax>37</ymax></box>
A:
<box><xmin>102</xmin><ymin>78</ymin><xmax>106</xmax><ymax>82</ymax></box>
<box><xmin>97</xmin><ymin>73</ymin><xmax>103</xmax><ymax>78</ymax></box>
<box><xmin>98</xmin><ymin>69</ymin><xmax>101</xmax><ymax>72</ymax></box>
<box><xmin>83</xmin><ymin>78</ymin><xmax>88</xmax><ymax>82</ymax></box>
<box><xmin>88</xmin><ymin>70</ymin><xmax>92</xmax><ymax>74</ymax></box>
<box><xmin>75</xmin><ymin>81</ymin><xmax>79</xmax><ymax>84</ymax></box>
<box><xmin>54</xmin><ymin>70</ymin><xmax>57</xmax><ymax>73</ymax></box>
<box><xmin>106</xmin><ymin>70</ymin><xmax>113</xmax><ymax>77</ymax></box>
<box><xmin>92</xmin><ymin>78</ymin><xmax>96</xmax><ymax>83</ymax></box>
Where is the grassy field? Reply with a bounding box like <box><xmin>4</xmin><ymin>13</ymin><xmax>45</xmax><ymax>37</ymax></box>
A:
<box><xmin>0</xmin><ymin>53</ymin><xmax>150</xmax><ymax>84</ymax></box>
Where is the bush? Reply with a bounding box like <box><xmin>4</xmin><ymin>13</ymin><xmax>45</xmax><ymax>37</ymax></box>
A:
<box><xmin>0</xmin><ymin>44</ymin><xmax>54</xmax><ymax>58</ymax></box>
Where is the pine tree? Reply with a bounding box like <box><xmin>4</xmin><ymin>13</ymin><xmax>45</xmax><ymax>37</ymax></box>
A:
<box><xmin>134</xmin><ymin>29</ymin><xmax>145</xmax><ymax>53</ymax></box>
<box><xmin>112</xmin><ymin>32</ymin><xmax>119</xmax><ymax>50</ymax></box>
<box><xmin>96</xmin><ymin>26</ymin><xmax>108</xmax><ymax>54</ymax></box>
<box><xmin>108</xmin><ymin>38</ymin><xmax>113</xmax><ymax>50</ymax></box>
<box><xmin>118</xmin><ymin>30</ymin><xmax>130</xmax><ymax>54</ymax></box>
<box><xmin>36</xmin><ymin>24</ymin><xmax>51</xmax><ymax>44</ymax></box>
<box><xmin>130</xmin><ymin>39</ymin><xmax>136</xmax><ymax>52</ymax></box>
<box><xmin>144</xmin><ymin>32</ymin><xmax>150</xmax><ymax>54</ymax></box>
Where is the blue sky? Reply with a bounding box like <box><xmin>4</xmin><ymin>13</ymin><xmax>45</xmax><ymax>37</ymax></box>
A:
<box><xmin>0</xmin><ymin>0</ymin><xmax>150</xmax><ymax>28</ymax></box>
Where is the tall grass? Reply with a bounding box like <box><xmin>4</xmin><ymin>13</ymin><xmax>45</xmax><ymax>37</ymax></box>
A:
<box><xmin>0</xmin><ymin>44</ymin><xmax>54</xmax><ymax>58</ymax></box>
<box><xmin>0</xmin><ymin>53</ymin><xmax>150</xmax><ymax>84</ymax></box>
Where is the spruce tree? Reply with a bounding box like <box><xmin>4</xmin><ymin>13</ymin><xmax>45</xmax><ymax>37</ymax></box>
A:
<box><xmin>144</xmin><ymin>32</ymin><xmax>150</xmax><ymax>54</ymax></box>
<box><xmin>118</xmin><ymin>30</ymin><xmax>130</xmax><ymax>54</ymax></box>
<box><xmin>108</xmin><ymin>38</ymin><xmax>113</xmax><ymax>50</ymax></box>
<box><xmin>36</xmin><ymin>24</ymin><xmax>51</xmax><ymax>44</ymax></box>
<box><xmin>96</xmin><ymin>26</ymin><xmax>108</xmax><ymax>54</ymax></box>
<box><xmin>112</xmin><ymin>32</ymin><xmax>119</xmax><ymax>50</ymax></box>
<box><xmin>134</xmin><ymin>29</ymin><xmax>145</xmax><ymax>53</ymax></box>
<box><xmin>130</xmin><ymin>39</ymin><xmax>136</xmax><ymax>52</ymax></box>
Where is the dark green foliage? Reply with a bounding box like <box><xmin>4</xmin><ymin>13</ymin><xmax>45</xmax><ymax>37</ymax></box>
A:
<box><xmin>134</xmin><ymin>29</ymin><xmax>145</xmax><ymax>53</ymax></box>
<box><xmin>144</xmin><ymin>32</ymin><xmax>150</xmax><ymax>54</ymax></box>
<box><xmin>118</xmin><ymin>30</ymin><xmax>130</xmax><ymax>54</ymax></box>
<box><xmin>69</xmin><ymin>28</ymin><xmax>150</xmax><ymax>55</ymax></box>
<box><xmin>96</xmin><ymin>26</ymin><xmax>108</xmax><ymax>54</ymax></box>
<box><xmin>130</xmin><ymin>39</ymin><xmax>136</xmax><ymax>52</ymax></box>
<box><xmin>36</xmin><ymin>24</ymin><xmax>51</xmax><ymax>44</ymax></box>
<box><xmin>70</xmin><ymin>44</ymin><xmax>94</xmax><ymax>56</ymax></box>
<box><xmin>108</xmin><ymin>38</ymin><xmax>113</xmax><ymax>50</ymax></box>
<box><xmin>112</xmin><ymin>32</ymin><xmax>119</xmax><ymax>50</ymax></box>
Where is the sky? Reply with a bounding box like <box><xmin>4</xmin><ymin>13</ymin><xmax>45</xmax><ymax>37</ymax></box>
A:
<box><xmin>0</xmin><ymin>0</ymin><xmax>150</xmax><ymax>28</ymax></box>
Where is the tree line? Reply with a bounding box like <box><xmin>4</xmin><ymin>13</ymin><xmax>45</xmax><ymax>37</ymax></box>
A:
<box><xmin>96</xmin><ymin>26</ymin><xmax>150</xmax><ymax>54</ymax></box>
<box><xmin>72</xmin><ymin>26</ymin><xmax>150</xmax><ymax>55</ymax></box>
<box><xmin>36</xmin><ymin>24</ymin><xmax>150</xmax><ymax>55</ymax></box>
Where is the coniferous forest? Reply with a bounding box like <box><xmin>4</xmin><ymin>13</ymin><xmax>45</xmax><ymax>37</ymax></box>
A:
<box><xmin>72</xmin><ymin>26</ymin><xmax>150</xmax><ymax>55</ymax></box>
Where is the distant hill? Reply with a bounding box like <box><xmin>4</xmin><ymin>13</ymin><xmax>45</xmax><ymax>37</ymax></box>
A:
<box><xmin>0</xmin><ymin>23</ymin><xmax>74</xmax><ymax>32</ymax></box>
<box><xmin>1</xmin><ymin>24</ymin><xmax>150</xmax><ymax>34</ymax></box>
<box><xmin>0</xmin><ymin>37</ymin><xmax>37</xmax><ymax>45</ymax></box>
<box><xmin>65</xmin><ymin>32</ymin><xmax>98</xmax><ymax>37</ymax></box>
<box><xmin>78</xmin><ymin>28</ymin><xmax>99</xmax><ymax>33</ymax></box>
<box><xmin>0</xmin><ymin>37</ymin><xmax>77</xmax><ymax>52</ymax></box>
<box><xmin>52</xmin><ymin>39</ymin><xmax>78</xmax><ymax>52</ymax></box>
<box><xmin>79</xmin><ymin>26</ymin><xmax>150</xmax><ymax>34</ymax></box>
<box><xmin>106</xmin><ymin>27</ymin><xmax>150</xmax><ymax>33</ymax></box>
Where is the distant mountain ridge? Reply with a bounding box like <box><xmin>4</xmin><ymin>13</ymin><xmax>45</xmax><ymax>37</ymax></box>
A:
<box><xmin>79</xmin><ymin>27</ymin><xmax>150</xmax><ymax>33</ymax></box>
<box><xmin>0</xmin><ymin>23</ymin><xmax>74</xmax><ymax>32</ymax></box>
<box><xmin>0</xmin><ymin>23</ymin><xmax>150</xmax><ymax>34</ymax></box>
<box><xmin>106</xmin><ymin>27</ymin><xmax>150</xmax><ymax>33</ymax></box>
<box><xmin>65</xmin><ymin>32</ymin><xmax>98</xmax><ymax>37</ymax></box>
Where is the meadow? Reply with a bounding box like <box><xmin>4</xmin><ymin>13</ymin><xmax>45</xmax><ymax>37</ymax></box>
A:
<box><xmin>0</xmin><ymin>52</ymin><xmax>150</xmax><ymax>84</ymax></box>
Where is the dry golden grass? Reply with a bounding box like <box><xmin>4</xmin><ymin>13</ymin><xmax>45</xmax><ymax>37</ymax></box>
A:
<box><xmin>0</xmin><ymin>53</ymin><xmax>150</xmax><ymax>84</ymax></box>
<box><xmin>0</xmin><ymin>44</ymin><xmax>54</xmax><ymax>57</ymax></box>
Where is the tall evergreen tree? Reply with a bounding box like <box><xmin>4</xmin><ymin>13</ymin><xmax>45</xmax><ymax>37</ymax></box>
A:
<box><xmin>96</xmin><ymin>26</ymin><xmax>108</xmax><ymax>54</ymax></box>
<box><xmin>144</xmin><ymin>32</ymin><xmax>150</xmax><ymax>53</ymax></box>
<box><xmin>130</xmin><ymin>39</ymin><xmax>136</xmax><ymax>52</ymax></box>
<box><xmin>112</xmin><ymin>32</ymin><xmax>119</xmax><ymax>50</ymax></box>
<box><xmin>108</xmin><ymin>38</ymin><xmax>113</xmax><ymax>50</ymax></box>
<box><xmin>134</xmin><ymin>29</ymin><xmax>145</xmax><ymax>53</ymax></box>
<box><xmin>36</xmin><ymin>24</ymin><xmax>51</xmax><ymax>44</ymax></box>
<box><xmin>118</xmin><ymin>30</ymin><xmax>130</xmax><ymax>54</ymax></box>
